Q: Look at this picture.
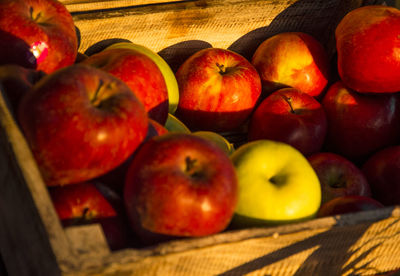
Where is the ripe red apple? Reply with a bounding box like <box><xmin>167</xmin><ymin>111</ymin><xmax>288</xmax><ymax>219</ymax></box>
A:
<box><xmin>0</xmin><ymin>64</ymin><xmax>45</xmax><ymax>111</ymax></box>
<box><xmin>147</xmin><ymin>118</ymin><xmax>168</xmax><ymax>138</ymax></box>
<box><xmin>317</xmin><ymin>195</ymin><xmax>384</xmax><ymax>218</ymax></box>
<box><xmin>18</xmin><ymin>64</ymin><xmax>149</xmax><ymax>186</ymax></box>
<box><xmin>336</xmin><ymin>5</ymin><xmax>400</xmax><ymax>93</ymax></box>
<box><xmin>321</xmin><ymin>81</ymin><xmax>400</xmax><ymax>163</ymax></box>
<box><xmin>251</xmin><ymin>32</ymin><xmax>330</xmax><ymax>98</ymax></box>
<box><xmin>0</xmin><ymin>0</ymin><xmax>78</xmax><ymax>74</ymax></box>
<box><xmin>80</xmin><ymin>47</ymin><xmax>169</xmax><ymax>124</ymax></box>
<box><xmin>124</xmin><ymin>132</ymin><xmax>238</xmax><ymax>239</ymax></box>
<box><xmin>95</xmin><ymin>118</ymin><xmax>168</xmax><ymax>194</ymax></box>
<box><xmin>49</xmin><ymin>181</ymin><xmax>132</xmax><ymax>250</ymax></box>
<box><xmin>308</xmin><ymin>152</ymin><xmax>371</xmax><ymax>205</ymax></box>
<box><xmin>175</xmin><ymin>48</ymin><xmax>261</xmax><ymax>132</ymax></box>
<box><xmin>362</xmin><ymin>145</ymin><xmax>400</xmax><ymax>206</ymax></box>
<box><xmin>248</xmin><ymin>87</ymin><xmax>327</xmax><ymax>156</ymax></box>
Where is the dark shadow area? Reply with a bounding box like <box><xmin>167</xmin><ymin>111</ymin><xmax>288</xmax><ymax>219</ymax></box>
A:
<box><xmin>218</xmin><ymin>210</ymin><xmax>400</xmax><ymax>275</ymax></box>
<box><xmin>0</xmin><ymin>30</ymin><xmax>37</xmax><ymax>70</ymax></box>
<box><xmin>158</xmin><ymin>40</ymin><xmax>212</xmax><ymax>73</ymax></box>
<box><xmin>174</xmin><ymin>107</ymin><xmax>254</xmax><ymax>133</ymax></box>
<box><xmin>84</xmin><ymin>38</ymin><xmax>133</xmax><ymax>56</ymax></box>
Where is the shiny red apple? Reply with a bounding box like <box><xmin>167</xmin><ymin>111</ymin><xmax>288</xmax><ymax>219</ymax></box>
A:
<box><xmin>49</xmin><ymin>181</ymin><xmax>131</xmax><ymax>250</ymax></box>
<box><xmin>175</xmin><ymin>48</ymin><xmax>261</xmax><ymax>132</ymax></box>
<box><xmin>317</xmin><ymin>195</ymin><xmax>384</xmax><ymax>217</ymax></box>
<box><xmin>18</xmin><ymin>64</ymin><xmax>148</xmax><ymax>186</ymax></box>
<box><xmin>124</xmin><ymin>132</ymin><xmax>238</xmax><ymax>240</ymax></box>
<box><xmin>251</xmin><ymin>32</ymin><xmax>330</xmax><ymax>98</ymax></box>
<box><xmin>308</xmin><ymin>152</ymin><xmax>371</xmax><ymax>205</ymax></box>
<box><xmin>80</xmin><ymin>47</ymin><xmax>169</xmax><ymax>124</ymax></box>
<box><xmin>321</xmin><ymin>81</ymin><xmax>400</xmax><ymax>163</ymax></box>
<box><xmin>95</xmin><ymin>118</ymin><xmax>168</xmax><ymax>194</ymax></box>
<box><xmin>362</xmin><ymin>145</ymin><xmax>400</xmax><ymax>206</ymax></box>
<box><xmin>336</xmin><ymin>5</ymin><xmax>400</xmax><ymax>93</ymax></box>
<box><xmin>0</xmin><ymin>0</ymin><xmax>78</xmax><ymax>74</ymax></box>
<box><xmin>248</xmin><ymin>87</ymin><xmax>327</xmax><ymax>156</ymax></box>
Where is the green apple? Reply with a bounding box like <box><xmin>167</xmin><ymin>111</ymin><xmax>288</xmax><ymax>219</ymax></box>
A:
<box><xmin>192</xmin><ymin>131</ymin><xmax>235</xmax><ymax>155</ymax></box>
<box><xmin>105</xmin><ymin>42</ymin><xmax>179</xmax><ymax>114</ymax></box>
<box><xmin>230</xmin><ymin>139</ymin><xmax>321</xmax><ymax>226</ymax></box>
<box><xmin>164</xmin><ymin>113</ymin><xmax>191</xmax><ymax>133</ymax></box>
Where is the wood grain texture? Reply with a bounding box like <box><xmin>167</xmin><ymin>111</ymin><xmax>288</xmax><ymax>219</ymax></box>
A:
<box><xmin>60</xmin><ymin>0</ymin><xmax>185</xmax><ymax>13</ymax></box>
<box><xmin>0</xmin><ymin>85</ymin><xmax>79</xmax><ymax>275</ymax></box>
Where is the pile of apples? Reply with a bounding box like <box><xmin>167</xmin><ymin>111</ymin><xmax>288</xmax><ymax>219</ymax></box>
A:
<box><xmin>1</xmin><ymin>0</ymin><xmax>400</xmax><ymax>250</ymax></box>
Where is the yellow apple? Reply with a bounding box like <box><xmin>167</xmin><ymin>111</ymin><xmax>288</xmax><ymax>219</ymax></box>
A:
<box><xmin>105</xmin><ymin>42</ymin><xmax>179</xmax><ymax>114</ymax></box>
<box><xmin>230</xmin><ymin>140</ymin><xmax>321</xmax><ymax>226</ymax></box>
<box><xmin>164</xmin><ymin>113</ymin><xmax>191</xmax><ymax>133</ymax></box>
<box><xmin>192</xmin><ymin>131</ymin><xmax>235</xmax><ymax>155</ymax></box>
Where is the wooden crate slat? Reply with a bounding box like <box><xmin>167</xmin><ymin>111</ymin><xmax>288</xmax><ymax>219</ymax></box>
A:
<box><xmin>0</xmin><ymin>86</ymin><xmax>80</xmax><ymax>275</ymax></box>
<box><xmin>62</xmin><ymin>207</ymin><xmax>400</xmax><ymax>275</ymax></box>
<box><xmin>60</xmin><ymin>0</ymin><xmax>186</xmax><ymax>13</ymax></box>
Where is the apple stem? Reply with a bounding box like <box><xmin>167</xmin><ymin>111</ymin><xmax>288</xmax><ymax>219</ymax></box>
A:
<box><xmin>185</xmin><ymin>156</ymin><xmax>203</xmax><ymax>179</ymax></box>
<box><xmin>281</xmin><ymin>94</ymin><xmax>295</xmax><ymax>114</ymax></box>
<box><xmin>30</xmin><ymin>7</ymin><xmax>42</xmax><ymax>21</ymax></box>
<box><xmin>185</xmin><ymin>156</ymin><xmax>196</xmax><ymax>173</ymax></box>
<box><xmin>91</xmin><ymin>80</ymin><xmax>104</xmax><ymax>107</ymax></box>
<box><xmin>216</xmin><ymin>63</ymin><xmax>226</xmax><ymax>74</ymax></box>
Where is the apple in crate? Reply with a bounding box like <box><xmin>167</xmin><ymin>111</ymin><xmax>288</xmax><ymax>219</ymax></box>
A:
<box><xmin>230</xmin><ymin>140</ymin><xmax>321</xmax><ymax>227</ymax></box>
<box><xmin>124</xmin><ymin>133</ymin><xmax>238</xmax><ymax>240</ymax></box>
<box><xmin>317</xmin><ymin>196</ymin><xmax>384</xmax><ymax>218</ymax></box>
<box><xmin>18</xmin><ymin>64</ymin><xmax>148</xmax><ymax>186</ymax></box>
<box><xmin>164</xmin><ymin>113</ymin><xmax>191</xmax><ymax>133</ymax></box>
<box><xmin>80</xmin><ymin>47</ymin><xmax>169</xmax><ymax>124</ymax></box>
<box><xmin>251</xmin><ymin>32</ymin><xmax>329</xmax><ymax>98</ymax></box>
<box><xmin>105</xmin><ymin>42</ymin><xmax>180</xmax><ymax>114</ymax></box>
<box><xmin>308</xmin><ymin>152</ymin><xmax>371</xmax><ymax>205</ymax></box>
<box><xmin>175</xmin><ymin>48</ymin><xmax>261</xmax><ymax>132</ymax></box>
<box><xmin>336</xmin><ymin>5</ymin><xmax>400</xmax><ymax>93</ymax></box>
<box><xmin>0</xmin><ymin>0</ymin><xmax>78</xmax><ymax>74</ymax></box>
<box><xmin>248</xmin><ymin>87</ymin><xmax>327</xmax><ymax>156</ymax></box>
<box><xmin>362</xmin><ymin>145</ymin><xmax>400</xmax><ymax>206</ymax></box>
<box><xmin>49</xmin><ymin>181</ymin><xmax>131</xmax><ymax>250</ymax></box>
<box><xmin>322</xmin><ymin>81</ymin><xmax>400</xmax><ymax>163</ymax></box>
<box><xmin>192</xmin><ymin>131</ymin><xmax>235</xmax><ymax>155</ymax></box>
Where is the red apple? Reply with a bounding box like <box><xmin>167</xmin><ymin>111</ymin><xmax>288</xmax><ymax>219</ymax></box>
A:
<box><xmin>80</xmin><ymin>48</ymin><xmax>169</xmax><ymax>124</ymax></box>
<box><xmin>18</xmin><ymin>64</ymin><xmax>148</xmax><ymax>186</ymax></box>
<box><xmin>317</xmin><ymin>195</ymin><xmax>384</xmax><ymax>218</ymax></box>
<box><xmin>49</xmin><ymin>181</ymin><xmax>132</xmax><ymax>250</ymax></box>
<box><xmin>336</xmin><ymin>5</ymin><xmax>400</xmax><ymax>93</ymax></box>
<box><xmin>321</xmin><ymin>81</ymin><xmax>400</xmax><ymax>163</ymax></box>
<box><xmin>124</xmin><ymin>132</ymin><xmax>238</xmax><ymax>239</ymax></box>
<box><xmin>147</xmin><ymin>118</ymin><xmax>168</xmax><ymax>138</ymax></box>
<box><xmin>251</xmin><ymin>32</ymin><xmax>330</xmax><ymax>98</ymax></box>
<box><xmin>308</xmin><ymin>152</ymin><xmax>371</xmax><ymax>205</ymax></box>
<box><xmin>175</xmin><ymin>48</ymin><xmax>261</xmax><ymax>132</ymax></box>
<box><xmin>362</xmin><ymin>145</ymin><xmax>400</xmax><ymax>206</ymax></box>
<box><xmin>248</xmin><ymin>88</ymin><xmax>327</xmax><ymax>156</ymax></box>
<box><xmin>0</xmin><ymin>64</ymin><xmax>45</xmax><ymax>111</ymax></box>
<box><xmin>0</xmin><ymin>0</ymin><xmax>78</xmax><ymax>74</ymax></box>
<box><xmin>95</xmin><ymin>118</ymin><xmax>168</xmax><ymax>194</ymax></box>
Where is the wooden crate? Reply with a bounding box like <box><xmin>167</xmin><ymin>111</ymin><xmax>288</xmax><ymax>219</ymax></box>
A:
<box><xmin>1</xmin><ymin>1</ymin><xmax>400</xmax><ymax>275</ymax></box>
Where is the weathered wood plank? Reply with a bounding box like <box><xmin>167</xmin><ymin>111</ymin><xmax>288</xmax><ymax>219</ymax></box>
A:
<box><xmin>60</xmin><ymin>0</ymin><xmax>186</xmax><ymax>13</ymax></box>
<box><xmin>0</xmin><ymin>85</ymin><xmax>79</xmax><ymax>275</ymax></box>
